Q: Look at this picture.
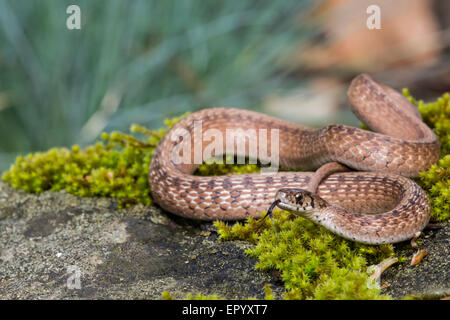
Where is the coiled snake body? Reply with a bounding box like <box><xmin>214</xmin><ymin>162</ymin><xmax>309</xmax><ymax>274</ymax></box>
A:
<box><xmin>149</xmin><ymin>74</ymin><xmax>440</xmax><ymax>244</ymax></box>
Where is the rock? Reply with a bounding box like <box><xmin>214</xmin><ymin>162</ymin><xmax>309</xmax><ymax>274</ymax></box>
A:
<box><xmin>0</xmin><ymin>180</ymin><xmax>448</xmax><ymax>299</ymax></box>
<box><xmin>381</xmin><ymin>222</ymin><xmax>450</xmax><ymax>299</ymax></box>
<box><xmin>0</xmin><ymin>181</ymin><xmax>283</xmax><ymax>299</ymax></box>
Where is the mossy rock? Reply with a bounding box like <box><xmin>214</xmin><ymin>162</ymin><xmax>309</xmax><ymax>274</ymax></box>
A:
<box><xmin>1</xmin><ymin>92</ymin><xmax>449</xmax><ymax>299</ymax></box>
<box><xmin>0</xmin><ymin>180</ymin><xmax>448</xmax><ymax>299</ymax></box>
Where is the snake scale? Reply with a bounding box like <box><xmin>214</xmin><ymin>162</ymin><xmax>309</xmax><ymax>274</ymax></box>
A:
<box><xmin>149</xmin><ymin>74</ymin><xmax>440</xmax><ymax>244</ymax></box>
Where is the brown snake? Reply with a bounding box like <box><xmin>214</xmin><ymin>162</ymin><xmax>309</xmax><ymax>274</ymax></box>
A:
<box><xmin>149</xmin><ymin>74</ymin><xmax>440</xmax><ymax>244</ymax></box>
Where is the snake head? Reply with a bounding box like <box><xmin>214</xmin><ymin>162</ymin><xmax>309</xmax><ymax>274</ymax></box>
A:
<box><xmin>274</xmin><ymin>188</ymin><xmax>328</xmax><ymax>215</ymax></box>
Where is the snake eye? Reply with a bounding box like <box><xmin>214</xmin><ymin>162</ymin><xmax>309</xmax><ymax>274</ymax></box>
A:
<box><xmin>295</xmin><ymin>194</ymin><xmax>303</xmax><ymax>204</ymax></box>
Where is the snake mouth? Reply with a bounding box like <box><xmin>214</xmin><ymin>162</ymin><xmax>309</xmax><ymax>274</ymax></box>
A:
<box><xmin>275</xmin><ymin>188</ymin><xmax>327</xmax><ymax>213</ymax></box>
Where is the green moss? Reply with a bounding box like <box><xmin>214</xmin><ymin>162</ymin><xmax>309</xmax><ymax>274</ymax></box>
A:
<box><xmin>161</xmin><ymin>291</ymin><xmax>174</xmax><ymax>300</ymax></box>
<box><xmin>1</xmin><ymin>113</ymin><xmax>188</xmax><ymax>209</ymax></box>
<box><xmin>215</xmin><ymin>209</ymin><xmax>393</xmax><ymax>300</ymax></box>
<box><xmin>195</xmin><ymin>157</ymin><xmax>260</xmax><ymax>176</ymax></box>
<box><xmin>263</xmin><ymin>283</ymin><xmax>274</xmax><ymax>300</ymax></box>
<box><xmin>417</xmin><ymin>155</ymin><xmax>450</xmax><ymax>221</ymax></box>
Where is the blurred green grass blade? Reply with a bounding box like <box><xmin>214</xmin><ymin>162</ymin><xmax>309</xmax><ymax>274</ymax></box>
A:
<box><xmin>0</xmin><ymin>0</ymin><xmax>319</xmax><ymax>170</ymax></box>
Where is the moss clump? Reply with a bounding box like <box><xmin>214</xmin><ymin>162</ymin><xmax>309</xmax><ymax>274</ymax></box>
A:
<box><xmin>1</xmin><ymin>114</ymin><xmax>188</xmax><ymax>208</ymax></box>
<box><xmin>215</xmin><ymin>210</ymin><xmax>393</xmax><ymax>300</ymax></box>
<box><xmin>161</xmin><ymin>291</ymin><xmax>175</xmax><ymax>300</ymax></box>
<box><xmin>417</xmin><ymin>155</ymin><xmax>450</xmax><ymax>222</ymax></box>
<box><xmin>195</xmin><ymin>156</ymin><xmax>260</xmax><ymax>176</ymax></box>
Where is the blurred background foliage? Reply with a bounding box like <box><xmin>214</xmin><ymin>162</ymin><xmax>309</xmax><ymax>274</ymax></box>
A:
<box><xmin>0</xmin><ymin>0</ymin><xmax>449</xmax><ymax>171</ymax></box>
<box><xmin>0</xmin><ymin>0</ymin><xmax>317</xmax><ymax>170</ymax></box>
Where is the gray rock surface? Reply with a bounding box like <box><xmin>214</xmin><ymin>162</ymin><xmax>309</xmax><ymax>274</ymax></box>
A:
<box><xmin>0</xmin><ymin>181</ymin><xmax>448</xmax><ymax>299</ymax></box>
<box><xmin>382</xmin><ymin>222</ymin><xmax>449</xmax><ymax>299</ymax></box>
